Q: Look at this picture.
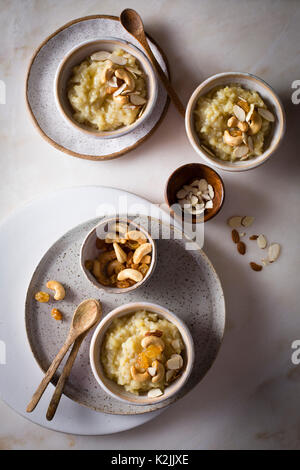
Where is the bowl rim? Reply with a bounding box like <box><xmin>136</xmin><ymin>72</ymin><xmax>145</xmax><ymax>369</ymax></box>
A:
<box><xmin>185</xmin><ymin>71</ymin><xmax>286</xmax><ymax>172</ymax></box>
<box><xmin>89</xmin><ymin>301</ymin><xmax>195</xmax><ymax>405</ymax></box>
<box><xmin>54</xmin><ymin>37</ymin><xmax>158</xmax><ymax>139</ymax></box>
<box><xmin>80</xmin><ymin>216</ymin><xmax>157</xmax><ymax>294</ymax></box>
<box><xmin>164</xmin><ymin>162</ymin><xmax>225</xmax><ymax>223</ymax></box>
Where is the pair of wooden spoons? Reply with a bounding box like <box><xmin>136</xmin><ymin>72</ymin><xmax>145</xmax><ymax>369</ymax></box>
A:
<box><xmin>26</xmin><ymin>299</ymin><xmax>102</xmax><ymax>420</ymax></box>
<box><xmin>120</xmin><ymin>9</ymin><xmax>185</xmax><ymax>117</ymax></box>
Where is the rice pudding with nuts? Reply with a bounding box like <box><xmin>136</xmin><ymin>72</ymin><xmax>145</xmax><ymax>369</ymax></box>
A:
<box><xmin>67</xmin><ymin>49</ymin><xmax>148</xmax><ymax>131</ymax></box>
<box><xmin>194</xmin><ymin>85</ymin><xmax>275</xmax><ymax>162</ymax></box>
<box><xmin>101</xmin><ymin>311</ymin><xmax>185</xmax><ymax>396</ymax></box>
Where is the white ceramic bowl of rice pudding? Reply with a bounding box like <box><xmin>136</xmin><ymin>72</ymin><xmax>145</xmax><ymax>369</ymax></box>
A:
<box><xmin>89</xmin><ymin>302</ymin><xmax>195</xmax><ymax>405</ymax></box>
<box><xmin>55</xmin><ymin>38</ymin><xmax>158</xmax><ymax>138</ymax></box>
<box><xmin>185</xmin><ymin>72</ymin><xmax>286</xmax><ymax>171</ymax></box>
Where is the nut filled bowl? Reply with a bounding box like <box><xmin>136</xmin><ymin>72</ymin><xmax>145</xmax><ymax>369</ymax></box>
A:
<box><xmin>55</xmin><ymin>38</ymin><xmax>158</xmax><ymax>138</ymax></box>
<box><xmin>80</xmin><ymin>217</ymin><xmax>157</xmax><ymax>293</ymax></box>
<box><xmin>89</xmin><ymin>302</ymin><xmax>195</xmax><ymax>405</ymax></box>
<box><xmin>185</xmin><ymin>72</ymin><xmax>286</xmax><ymax>171</ymax></box>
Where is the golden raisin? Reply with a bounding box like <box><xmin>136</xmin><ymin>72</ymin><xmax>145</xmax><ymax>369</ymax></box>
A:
<box><xmin>138</xmin><ymin>263</ymin><xmax>149</xmax><ymax>276</ymax></box>
<box><xmin>96</xmin><ymin>238</ymin><xmax>106</xmax><ymax>249</ymax></box>
<box><xmin>51</xmin><ymin>308</ymin><xmax>63</xmax><ymax>321</ymax></box>
<box><xmin>35</xmin><ymin>291</ymin><xmax>50</xmax><ymax>303</ymax></box>
<box><xmin>116</xmin><ymin>280</ymin><xmax>131</xmax><ymax>289</ymax></box>
<box><xmin>136</xmin><ymin>351</ymin><xmax>151</xmax><ymax>370</ymax></box>
<box><xmin>144</xmin><ymin>344</ymin><xmax>162</xmax><ymax>360</ymax></box>
<box><xmin>85</xmin><ymin>260</ymin><xmax>93</xmax><ymax>271</ymax></box>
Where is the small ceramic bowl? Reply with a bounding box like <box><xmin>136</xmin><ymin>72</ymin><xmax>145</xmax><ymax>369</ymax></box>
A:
<box><xmin>89</xmin><ymin>302</ymin><xmax>195</xmax><ymax>406</ymax></box>
<box><xmin>55</xmin><ymin>38</ymin><xmax>158</xmax><ymax>138</ymax></box>
<box><xmin>165</xmin><ymin>163</ymin><xmax>225</xmax><ymax>223</ymax></box>
<box><xmin>80</xmin><ymin>217</ymin><xmax>157</xmax><ymax>294</ymax></box>
<box><xmin>185</xmin><ymin>72</ymin><xmax>286</xmax><ymax>171</ymax></box>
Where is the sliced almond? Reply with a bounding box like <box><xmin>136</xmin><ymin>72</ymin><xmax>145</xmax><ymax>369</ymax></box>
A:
<box><xmin>138</xmin><ymin>104</ymin><xmax>146</xmax><ymax>118</ymax></box>
<box><xmin>110</xmin><ymin>53</ymin><xmax>127</xmax><ymax>65</ymax></box>
<box><xmin>241</xmin><ymin>216</ymin><xmax>255</xmax><ymax>227</ymax></box>
<box><xmin>246</xmin><ymin>104</ymin><xmax>255</xmax><ymax>122</ymax></box>
<box><xmin>130</xmin><ymin>94</ymin><xmax>147</xmax><ymax>106</ymax></box>
<box><xmin>125</xmin><ymin>66</ymin><xmax>143</xmax><ymax>76</ymax></box>
<box><xmin>250</xmin><ymin>262</ymin><xmax>263</xmax><ymax>272</ymax></box>
<box><xmin>237</xmin><ymin>98</ymin><xmax>250</xmax><ymax>112</ymax></box>
<box><xmin>205</xmin><ymin>200</ymin><xmax>213</xmax><ymax>209</ymax></box>
<box><xmin>247</xmin><ymin>136</ymin><xmax>254</xmax><ymax>153</ymax></box>
<box><xmin>113</xmin><ymin>83</ymin><xmax>127</xmax><ymax>97</ymax></box>
<box><xmin>233</xmin><ymin>145</ymin><xmax>249</xmax><ymax>159</ymax></box>
<box><xmin>147</xmin><ymin>367</ymin><xmax>157</xmax><ymax>377</ymax></box>
<box><xmin>190</xmin><ymin>195</ymin><xmax>199</xmax><ymax>206</ymax></box>
<box><xmin>171</xmin><ymin>339</ymin><xmax>181</xmax><ymax>350</ymax></box>
<box><xmin>261</xmin><ymin>258</ymin><xmax>270</xmax><ymax>266</ymax></box>
<box><xmin>166</xmin><ymin>370</ymin><xmax>176</xmax><ymax>383</ymax></box>
<box><xmin>208</xmin><ymin>184</ymin><xmax>214</xmax><ymax>199</ymax></box>
<box><xmin>233</xmin><ymin>104</ymin><xmax>246</xmax><ymax>122</ymax></box>
<box><xmin>257</xmin><ymin>234</ymin><xmax>267</xmax><ymax>249</ymax></box>
<box><xmin>201</xmin><ymin>145</ymin><xmax>215</xmax><ymax>157</ymax></box>
<box><xmin>228</xmin><ymin>216</ymin><xmax>243</xmax><ymax>228</ymax></box>
<box><xmin>90</xmin><ymin>51</ymin><xmax>111</xmax><ymax>61</ymax></box>
<box><xmin>268</xmin><ymin>243</ymin><xmax>281</xmax><ymax>262</ymax></box>
<box><xmin>147</xmin><ymin>388</ymin><xmax>163</xmax><ymax>398</ymax></box>
<box><xmin>176</xmin><ymin>189</ymin><xmax>187</xmax><ymax>200</ymax></box>
<box><xmin>257</xmin><ymin>108</ymin><xmax>275</xmax><ymax>122</ymax></box>
<box><xmin>166</xmin><ymin>354</ymin><xmax>183</xmax><ymax>370</ymax></box>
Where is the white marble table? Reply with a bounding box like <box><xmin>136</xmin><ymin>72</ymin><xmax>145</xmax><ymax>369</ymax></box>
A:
<box><xmin>0</xmin><ymin>0</ymin><xmax>300</xmax><ymax>450</ymax></box>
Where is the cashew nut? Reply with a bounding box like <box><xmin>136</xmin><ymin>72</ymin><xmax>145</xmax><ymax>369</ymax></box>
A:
<box><xmin>227</xmin><ymin>116</ymin><xmax>249</xmax><ymax>132</ymax></box>
<box><xmin>133</xmin><ymin>243</ymin><xmax>152</xmax><ymax>264</ymax></box>
<box><xmin>237</xmin><ymin>121</ymin><xmax>249</xmax><ymax>132</ymax></box>
<box><xmin>46</xmin><ymin>280</ymin><xmax>65</xmax><ymax>301</ymax></box>
<box><xmin>117</xmin><ymin>268</ymin><xmax>143</xmax><ymax>283</ymax></box>
<box><xmin>113</xmin><ymin>242</ymin><xmax>127</xmax><ymax>264</ymax></box>
<box><xmin>126</xmin><ymin>230</ymin><xmax>147</xmax><ymax>242</ymax></box>
<box><xmin>130</xmin><ymin>366</ymin><xmax>150</xmax><ymax>382</ymax></box>
<box><xmin>141</xmin><ymin>335</ymin><xmax>165</xmax><ymax>351</ymax></box>
<box><xmin>114</xmin><ymin>68</ymin><xmax>135</xmax><ymax>92</ymax></box>
<box><xmin>151</xmin><ymin>360</ymin><xmax>165</xmax><ymax>383</ymax></box>
<box><xmin>223</xmin><ymin>129</ymin><xmax>243</xmax><ymax>147</ymax></box>
<box><xmin>248</xmin><ymin>111</ymin><xmax>262</xmax><ymax>135</ymax></box>
<box><xmin>107</xmin><ymin>260</ymin><xmax>124</xmax><ymax>276</ymax></box>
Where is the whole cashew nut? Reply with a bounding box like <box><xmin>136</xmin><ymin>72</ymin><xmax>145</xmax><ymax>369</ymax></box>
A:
<box><xmin>227</xmin><ymin>116</ymin><xmax>249</xmax><ymax>133</ymax></box>
<box><xmin>223</xmin><ymin>130</ymin><xmax>243</xmax><ymax>147</ymax></box>
<box><xmin>133</xmin><ymin>243</ymin><xmax>152</xmax><ymax>264</ymax></box>
<box><xmin>117</xmin><ymin>268</ymin><xmax>143</xmax><ymax>283</ymax></box>
<box><xmin>141</xmin><ymin>335</ymin><xmax>165</xmax><ymax>351</ymax></box>
<box><xmin>248</xmin><ymin>111</ymin><xmax>262</xmax><ymax>135</ymax></box>
<box><xmin>113</xmin><ymin>242</ymin><xmax>127</xmax><ymax>264</ymax></box>
<box><xmin>114</xmin><ymin>69</ymin><xmax>135</xmax><ymax>92</ymax></box>
<box><xmin>46</xmin><ymin>280</ymin><xmax>65</xmax><ymax>301</ymax></box>
<box><xmin>151</xmin><ymin>360</ymin><xmax>165</xmax><ymax>383</ymax></box>
<box><xmin>126</xmin><ymin>230</ymin><xmax>147</xmax><ymax>242</ymax></box>
<box><xmin>130</xmin><ymin>366</ymin><xmax>150</xmax><ymax>382</ymax></box>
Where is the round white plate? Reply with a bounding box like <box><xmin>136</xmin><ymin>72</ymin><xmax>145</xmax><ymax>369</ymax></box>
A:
<box><xmin>26</xmin><ymin>15</ymin><xmax>169</xmax><ymax>161</ymax></box>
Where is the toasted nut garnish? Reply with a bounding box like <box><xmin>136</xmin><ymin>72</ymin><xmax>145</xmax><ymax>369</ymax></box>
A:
<box><xmin>147</xmin><ymin>388</ymin><xmax>163</xmax><ymax>398</ymax></box>
<box><xmin>171</xmin><ymin>339</ymin><xmax>181</xmax><ymax>350</ymax></box>
<box><xmin>151</xmin><ymin>360</ymin><xmax>165</xmax><ymax>383</ymax></box>
<box><xmin>113</xmin><ymin>94</ymin><xmax>129</xmax><ymax>105</ymax></box>
<box><xmin>227</xmin><ymin>216</ymin><xmax>243</xmax><ymax>228</ymax></box>
<box><xmin>130</xmin><ymin>366</ymin><xmax>150</xmax><ymax>382</ymax></box>
<box><xmin>113</xmin><ymin>242</ymin><xmax>127</xmax><ymax>264</ymax></box>
<box><xmin>233</xmin><ymin>104</ymin><xmax>246</xmax><ymax>122</ymax></box>
<box><xmin>268</xmin><ymin>243</ymin><xmax>281</xmax><ymax>262</ymax></box>
<box><xmin>114</xmin><ymin>68</ymin><xmax>135</xmax><ymax>92</ymax></box>
<box><xmin>223</xmin><ymin>129</ymin><xmax>243</xmax><ymax>147</ymax></box>
<box><xmin>166</xmin><ymin>369</ymin><xmax>176</xmax><ymax>383</ymax></box>
<box><xmin>91</xmin><ymin>51</ymin><xmax>111</xmax><ymax>61</ymax></box>
<box><xmin>46</xmin><ymin>280</ymin><xmax>65</xmax><ymax>301</ymax></box>
<box><xmin>257</xmin><ymin>234</ymin><xmax>267</xmax><ymax>249</ymax></box>
<box><xmin>166</xmin><ymin>354</ymin><xmax>183</xmax><ymax>370</ymax></box>
<box><xmin>257</xmin><ymin>108</ymin><xmax>275</xmax><ymax>122</ymax></box>
<box><xmin>35</xmin><ymin>291</ymin><xmax>50</xmax><ymax>303</ymax></box>
<box><xmin>232</xmin><ymin>229</ymin><xmax>240</xmax><ymax>244</ymax></box>
<box><xmin>241</xmin><ymin>216</ymin><xmax>255</xmax><ymax>227</ymax></box>
<box><xmin>237</xmin><ymin>241</ymin><xmax>246</xmax><ymax>255</ymax></box>
<box><xmin>141</xmin><ymin>336</ymin><xmax>165</xmax><ymax>351</ymax></box>
<box><xmin>227</xmin><ymin>116</ymin><xmax>238</xmax><ymax>127</ymax></box>
<box><xmin>144</xmin><ymin>330</ymin><xmax>163</xmax><ymax>338</ymax></box>
<box><xmin>237</xmin><ymin>99</ymin><xmax>250</xmax><ymax>112</ymax></box>
<box><xmin>250</xmin><ymin>262</ymin><xmax>263</xmax><ymax>271</ymax></box>
<box><xmin>117</xmin><ymin>268</ymin><xmax>143</xmax><ymax>283</ymax></box>
<box><xmin>133</xmin><ymin>243</ymin><xmax>152</xmax><ymax>264</ymax></box>
<box><xmin>248</xmin><ymin>111</ymin><xmax>262</xmax><ymax>135</ymax></box>
<box><xmin>126</xmin><ymin>230</ymin><xmax>147</xmax><ymax>242</ymax></box>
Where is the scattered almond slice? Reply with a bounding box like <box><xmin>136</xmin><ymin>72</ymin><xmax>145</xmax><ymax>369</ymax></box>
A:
<box><xmin>261</xmin><ymin>258</ymin><xmax>270</xmax><ymax>266</ymax></box>
<box><xmin>138</xmin><ymin>104</ymin><xmax>146</xmax><ymax>118</ymax></box>
<box><xmin>247</xmin><ymin>136</ymin><xmax>254</xmax><ymax>153</ymax></box>
<box><xmin>233</xmin><ymin>145</ymin><xmax>249</xmax><ymax>159</ymax></box>
<box><xmin>228</xmin><ymin>216</ymin><xmax>243</xmax><ymax>228</ymax></box>
<box><xmin>90</xmin><ymin>51</ymin><xmax>111</xmax><ymax>61</ymax></box>
<box><xmin>130</xmin><ymin>94</ymin><xmax>147</xmax><ymax>106</ymax></box>
<box><xmin>147</xmin><ymin>367</ymin><xmax>157</xmax><ymax>377</ymax></box>
<box><xmin>257</xmin><ymin>234</ymin><xmax>267</xmax><ymax>249</ymax></box>
<box><xmin>208</xmin><ymin>184</ymin><xmax>214</xmax><ymax>199</ymax></box>
<box><xmin>166</xmin><ymin>354</ymin><xmax>183</xmax><ymax>370</ymax></box>
<box><xmin>110</xmin><ymin>53</ymin><xmax>127</xmax><ymax>65</ymax></box>
<box><xmin>201</xmin><ymin>144</ymin><xmax>215</xmax><ymax>157</ymax></box>
<box><xmin>268</xmin><ymin>243</ymin><xmax>281</xmax><ymax>262</ymax></box>
<box><xmin>205</xmin><ymin>200</ymin><xmax>213</xmax><ymax>209</ymax></box>
<box><xmin>241</xmin><ymin>216</ymin><xmax>254</xmax><ymax>227</ymax></box>
<box><xmin>113</xmin><ymin>83</ymin><xmax>127</xmax><ymax>97</ymax></box>
<box><xmin>257</xmin><ymin>108</ymin><xmax>275</xmax><ymax>122</ymax></box>
<box><xmin>166</xmin><ymin>370</ymin><xmax>176</xmax><ymax>383</ymax></box>
<box><xmin>246</xmin><ymin>104</ymin><xmax>255</xmax><ymax>122</ymax></box>
<box><xmin>148</xmin><ymin>388</ymin><xmax>163</xmax><ymax>398</ymax></box>
<box><xmin>171</xmin><ymin>339</ymin><xmax>181</xmax><ymax>350</ymax></box>
<box><xmin>233</xmin><ymin>104</ymin><xmax>246</xmax><ymax>122</ymax></box>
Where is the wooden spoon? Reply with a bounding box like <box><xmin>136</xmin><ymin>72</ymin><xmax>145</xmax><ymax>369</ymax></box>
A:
<box><xmin>120</xmin><ymin>9</ymin><xmax>185</xmax><ymax>117</ymax></box>
<box><xmin>26</xmin><ymin>299</ymin><xmax>101</xmax><ymax>413</ymax></box>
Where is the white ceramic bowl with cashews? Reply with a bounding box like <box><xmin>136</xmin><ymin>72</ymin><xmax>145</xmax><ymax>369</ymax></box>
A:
<box><xmin>80</xmin><ymin>217</ymin><xmax>157</xmax><ymax>294</ymax></box>
<box><xmin>89</xmin><ymin>302</ymin><xmax>195</xmax><ymax>406</ymax></box>
<box><xmin>185</xmin><ymin>72</ymin><xmax>286</xmax><ymax>171</ymax></box>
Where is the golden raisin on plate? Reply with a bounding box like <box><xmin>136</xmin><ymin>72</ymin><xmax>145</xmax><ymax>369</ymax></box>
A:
<box><xmin>51</xmin><ymin>308</ymin><xmax>63</xmax><ymax>321</ymax></box>
<box><xmin>35</xmin><ymin>291</ymin><xmax>50</xmax><ymax>303</ymax></box>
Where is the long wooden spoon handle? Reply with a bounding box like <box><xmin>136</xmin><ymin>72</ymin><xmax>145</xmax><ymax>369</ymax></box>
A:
<box><xmin>139</xmin><ymin>36</ymin><xmax>185</xmax><ymax>117</ymax></box>
<box><xmin>46</xmin><ymin>335</ymin><xmax>84</xmax><ymax>421</ymax></box>
<box><xmin>26</xmin><ymin>335</ymin><xmax>75</xmax><ymax>413</ymax></box>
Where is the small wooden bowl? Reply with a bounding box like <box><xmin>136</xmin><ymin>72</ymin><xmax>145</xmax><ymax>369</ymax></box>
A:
<box><xmin>165</xmin><ymin>163</ymin><xmax>225</xmax><ymax>223</ymax></box>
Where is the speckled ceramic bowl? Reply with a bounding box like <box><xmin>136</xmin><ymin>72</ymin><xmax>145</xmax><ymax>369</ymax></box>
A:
<box><xmin>185</xmin><ymin>72</ymin><xmax>286</xmax><ymax>171</ymax></box>
<box><xmin>55</xmin><ymin>38</ymin><xmax>158</xmax><ymax>138</ymax></box>
<box><xmin>80</xmin><ymin>217</ymin><xmax>157</xmax><ymax>294</ymax></box>
<box><xmin>90</xmin><ymin>302</ymin><xmax>195</xmax><ymax>406</ymax></box>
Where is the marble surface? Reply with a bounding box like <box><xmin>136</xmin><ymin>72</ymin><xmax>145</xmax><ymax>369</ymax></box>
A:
<box><xmin>0</xmin><ymin>0</ymin><xmax>300</xmax><ymax>450</ymax></box>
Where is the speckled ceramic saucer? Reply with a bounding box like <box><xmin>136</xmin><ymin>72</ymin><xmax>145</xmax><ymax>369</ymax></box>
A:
<box><xmin>26</xmin><ymin>15</ymin><xmax>170</xmax><ymax>160</ymax></box>
<box><xmin>25</xmin><ymin>216</ymin><xmax>225</xmax><ymax>415</ymax></box>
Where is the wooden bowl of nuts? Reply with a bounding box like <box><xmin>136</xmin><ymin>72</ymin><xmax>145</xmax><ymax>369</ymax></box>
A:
<box><xmin>89</xmin><ymin>302</ymin><xmax>195</xmax><ymax>406</ymax></box>
<box><xmin>165</xmin><ymin>163</ymin><xmax>225</xmax><ymax>223</ymax></box>
<box><xmin>80</xmin><ymin>217</ymin><xmax>157</xmax><ymax>293</ymax></box>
